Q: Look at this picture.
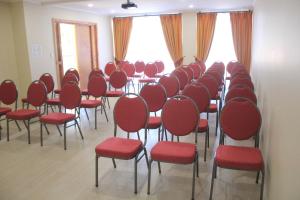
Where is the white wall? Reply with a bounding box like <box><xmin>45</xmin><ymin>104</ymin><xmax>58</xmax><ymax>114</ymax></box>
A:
<box><xmin>182</xmin><ymin>12</ymin><xmax>197</xmax><ymax>65</ymax></box>
<box><xmin>251</xmin><ymin>0</ymin><xmax>300</xmax><ymax>199</ymax></box>
<box><xmin>23</xmin><ymin>2</ymin><xmax>113</xmax><ymax>86</ymax></box>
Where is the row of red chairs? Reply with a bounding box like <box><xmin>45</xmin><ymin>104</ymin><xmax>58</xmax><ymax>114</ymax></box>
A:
<box><xmin>209</xmin><ymin>63</ymin><xmax>265</xmax><ymax>200</ymax></box>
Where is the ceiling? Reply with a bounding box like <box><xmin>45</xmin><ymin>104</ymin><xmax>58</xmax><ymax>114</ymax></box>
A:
<box><xmin>11</xmin><ymin>0</ymin><xmax>255</xmax><ymax>16</ymax></box>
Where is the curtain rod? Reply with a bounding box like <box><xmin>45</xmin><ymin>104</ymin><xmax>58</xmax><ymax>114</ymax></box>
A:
<box><xmin>113</xmin><ymin>8</ymin><xmax>252</xmax><ymax>18</ymax></box>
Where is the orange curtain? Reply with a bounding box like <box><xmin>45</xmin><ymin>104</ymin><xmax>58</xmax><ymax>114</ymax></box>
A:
<box><xmin>230</xmin><ymin>11</ymin><xmax>253</xmax><ymax>72</ymax></box>
<box><xmin>196</xmin><ymin>12</ymin><xmax>217</xmax><ymax>62</ymax></box>
<box><xmin>113</xmin><ymin>17</ymin><xmax>133</xmax><ymax>62</ymax></box>
<box><xmin>160</xmin><ymin>14</ymin><xmax>183</xmax><ymax>68</ymax></box>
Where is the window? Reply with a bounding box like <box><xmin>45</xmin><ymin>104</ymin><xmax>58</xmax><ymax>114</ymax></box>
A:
<box><xmin>126</xmin><ymin>16</ymin><xmax>174</xmax><ymax>73</ymax></box>
<box><xmin>206</xmin><ymin>13</ymin><xmax>237</xmax><ymax>68</ymax></box>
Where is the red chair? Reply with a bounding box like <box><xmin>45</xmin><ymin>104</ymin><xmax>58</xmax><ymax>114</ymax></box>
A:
<box><xmin>198</xmin><ymin>75</ymin><xmax>219</xmax><ymax>135</ymax></box>
<box><xmin>95</xmin><ymin>93</ymin><xmax>149</xmax><ymax>194</ymax></box>
<box><xmin>40</xmin><ymin>82</ymin><xmax>83</xmax><ymax>150</ymax></box>
<box><xmin>104</xmin><ymin>62</ymin><xmax>116</xmax><ymax>81</ymax></box>
<box><xmin>225</xmin><ymin>86</ymin><xmax>257</xmax><ymax>104</ymax></box>
<box><xmin>80</xmin><ymin>75</ymin><xmax>108</xmax><ymax>129</ymax></box>
<box><xmin>189</xmin><ymin>62</ymin><xmax>201</xmax><ymax>80</ymax></box>
<box><xmin>134</xmin><ymin>61</ymin><xmax>145</xmax><ymax>78</ymax></box>
<box><xmin>0</xmin><ymin>80</ymin><xmax>21</xmax><ymax>140</ymax></box>
<box><xmin>140</xmin><ymin>83</ymin><xmax>167</xmax><ymax>141</ymax></box>
<box><xmin>181</xmin><ymin>66</ymin><xmax>194</xmax><ymax>83</ymax></box>
<box><xmin>229</xmin><ymin>77</ymin><xmax>254</xmax><ymax>91</ymax></box>
<box><xmin>121</xmin><ymin>62</ymin><xmax>136</xmax><ymax>93</ymax></box>
<box><xmin>66</xmin><ymin>68</ymin><xmax>80</xmax><ymax>81</ymax></box>
<box><xmin>138</xmin><ymin>62</ymin><xmax>158</xmax><ymax>90</ymax></box>
<box><xmin>194</xmin><ymin>57</ymin><xmax>206</xmax><ymax>76</ymax></box>
<box><xmin>54</xmin><ymin>72</ymin><xmax>79</xmax><ymax>95</ymax></box>
<box><xmin>147</xmin><ymin>95</ymin><xmax>199</xmax><ymax>200</ymax></box>
<box><xmin>158</xmin><ymin>75</ymin><xmax>180</xmax><ymax>98</ymax></box>
<box><xmin>6</xmin><ymin>80</ymin><xmax>47</xmax><ymax>143</ymax></box>
<box><xmin>154</xmin><ymin>60</ymin><xmax>164</xmax><ymax>77</ymax></box>
<box><xmin>182</xmin><ymin>83</ymin><xmax>211</xmax><ymax>161</ymax></box>
<box><xmin>209</xmin><ymin>97</ymin><xmax>264</xmax><ymax>200</ymax></box>
<box><xmin>81</xmin><ymin>69</ymin><xmax>105</xmax><ymax>96</ymax></box>
<box><xmin>171</xmin><ymin>69</ymin><xmax>188</xmax><ymax>91</ymax></box>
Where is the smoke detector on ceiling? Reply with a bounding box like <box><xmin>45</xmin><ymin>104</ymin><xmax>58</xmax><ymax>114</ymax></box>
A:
<box><xmin>121</xmin><ymin>0</ymin><xmax>138</xmax><ymax>9</ymax></box>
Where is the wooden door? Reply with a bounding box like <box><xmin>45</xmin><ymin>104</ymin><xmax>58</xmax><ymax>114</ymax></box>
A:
<box><xmin>53</xmin><ymin>19</ymin><xmax>98</xmax><ymax>89</ymax></box>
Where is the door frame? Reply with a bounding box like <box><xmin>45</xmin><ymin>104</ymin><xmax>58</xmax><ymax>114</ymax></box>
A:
<box><xmin>52</xmin><ymin>18</ymin><xmax>99</xmax><ymax>87</ymax></box>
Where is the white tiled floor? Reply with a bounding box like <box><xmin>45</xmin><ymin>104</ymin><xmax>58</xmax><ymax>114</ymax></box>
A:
<box><xmin>0</xmin><ymin>97</ymin><xmax>262</xmax><ymax>200</ymax></box>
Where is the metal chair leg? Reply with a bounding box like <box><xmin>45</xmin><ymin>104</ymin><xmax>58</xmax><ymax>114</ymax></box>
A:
<box><xmin>40</xmin><ymin>122</ymin><xmax>43</xmax><ymax>146</ymax></box>
<box><xmin>256</xmin><ymin>171</ymin><xmax>260</xmax><ymax>184</ymax></box>
<box><xmin>27</xmin><ymin>120</ymin><xmax>31</xmax><ymax>144</ymax></box>
<box><xmin>6</xmin><ymin>119</ymin><xmax>9</xmax><ymax>141</ymax></box>
<box><xmin>103</xmin><ymin>106</ymin><xmax>109</xmax><ymax>122</ymax></box>
<box><xmin>134</xmin><ymin>155</ymin><xmax>138</xmax><ymax>194</ymax></box>
<box><xmin>209</xmin><ymin>161</ymin><xmax>217</xmax><ymax>200</ymax></box>
<box><xmin>144</xmin><ymin>147</ymin><xmax>149</xmax><ymax>169</ymax></box>
<box><xmin>204</xmin><ymin>131</ymin><xmax>208</xmax><ymax>162</ymax></box>
<box><xmin>95</xmin><ymin>155</ymin><xmax>99</xmax><ymax>187</ymax></box>
<box><xmin>158</xmin><ymin>161</ymin><xmax>161</xmax><ymax>174</ymax></box>
<box><xmin>95</xmin><ymin>107</ymin><xmax>97</xmax><ymax>129</ymax></box>
<box><xmin>147</xmin><ymin>159</ymin><xmax>153</xmax><ymax>195</ymax></box>
<box><xmin>56</xmin><ymin>125</ymin><xmax>62</xmax><ymax>136</ymax></box>
<box><xmin>84</xmin><ymin>108</ymin><xmax>90</xmax><ymax>120</ymax></box>
<box><xmin>112</xmin><ymin>158</ymin><xmax>117</xmax><ymax>168</ymax></box>
<box><xmin>15</xmin><ymin>120</ymin><xmax>21</xmax><ymax>131</ymax></box>
<box><xmin>75</xmin><ymin>120</ymin><xmax>84</xmax><ymax>140</ymax></box>
<box><xmin>191</xmin><ymin>157</ymin><xmax>196</xmax><ymax>200</ymax></box>
<box><xmin>63</xmin><ymin>123</ymin><xmax>67</xmax><ymax>150</ymax></box>
<box><xmin>260</xmin><ymin>169</ymin><xmax>265</xmax><ymax>200</ymax></box>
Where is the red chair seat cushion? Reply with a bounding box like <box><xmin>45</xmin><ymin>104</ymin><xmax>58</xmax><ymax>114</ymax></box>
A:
<box><xmin>154</xmin><ymin>74</ymin><xmax>163</xmax><ymax>78</ymax></box>
<box><xmin>133</xmin><ymin>74</ymin><xmax>142</xmax><ymax>78</ymax></box>
<box><xmin>208</xmin><ymin>103</ymin><xmax>217</xmax><ymax>113</ymax></box>
<box><xmin>40</xmin><ymin>112</ymin><xmax>76</xmax><ymax>124</ymax></box>
<box><xmin>0</xmin><ymin>107</ymin><xmax>12</xmax><ymax>115</ymax></box>
<box><xmin>6</xmin><ymin>109</ymin><xmax>40</xmax><ymax>120</ymax></box>
<box><xmin>46</xmin><ymin>98</ymin><xmax>60</xmax><ymax>105</ymax></box>
<box><xmin>80</xmin><ymin>99</ymin><xmax>102</xmax><ymax>108</ymax></box>
<box><xmin>138</xmin><ymin>78</ymin><xmax>156</xmax><ymax>83</ymax></box>
<box><xmin>151</xmin><ymin>141</ymin><xmax>196</xmax><ymax>164</ymax></box>
<box><xmin>95</xmin><ymin>137</ymin><xmax>142</xmax><ymax>160</ymax></box>
<box><xmin>198</xmin><ymin>119</ymin><xmax>208</xmax><ymax>132</ymax></box>
<box><xmin>215</xmin><ymin>145</ymin><xmax>264</xmax><ymax>171</ymax></box>
<box><xmin>54</xmin><ymin>89</ymin><xmax>61</xmax><ymax>94</ymax></box>
<box><xmin>146</xmin><ymin>116</ymin><xmax>161</xmax><ymax>129</ymax></box>
<box><xmin>81</xmin><ymin>89</ymin><xmax>89</xmax><ymax>95</ymax></box>
<box><xmin>105</xmin><ymin>91</ymin><xmax>124</xmax><ymax>97</ymax></box>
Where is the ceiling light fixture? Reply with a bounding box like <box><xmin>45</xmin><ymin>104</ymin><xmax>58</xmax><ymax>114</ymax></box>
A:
<box><xmin>121</xmin><ymin>0</ymin><xmax>137</xmax><ymax>9</ymax></box>
<box><xmin>189</xmin><ymin>4</ymin><xmax>194</xmax><ymax>9</ymax></box>
<box><xmin>88</xmin><ymin>3</ymin><xmax>94</xmax><ymax>8</ymax></box>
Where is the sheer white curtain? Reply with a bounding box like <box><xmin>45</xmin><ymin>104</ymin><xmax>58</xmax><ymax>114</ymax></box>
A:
<box><xmin>126</xmin><ymin>16</ymin><xmax>174</xmax><ymax>73</ymax></box>
<box><xmin>206</xmin><ymin>13</ymin><xmax>237</xmax><ymax>68</ymax></box>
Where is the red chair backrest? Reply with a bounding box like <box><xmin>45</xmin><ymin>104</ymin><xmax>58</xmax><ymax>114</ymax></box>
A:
<box><xmin>226</xmin><ymin>61</ymin><xmax>239</xmax><ymax>74</ymax></box>
<box><xmin>140</xmin><ymin>83</ymin><xmax>167</xmax><ymax>112</ymax></box>
<box><xmin>121</xmin><ymin>62</ymin><xmax>135</xmax><ymax>77</ymax></box>
<box><xmin>105</xmin><ymin>62</ymin><xmax>116</xmax><ymax>76</ymax></box>
<box><xmin>162</xmin><ymin>95</ymin><xmax>199</xmax><ymax>136</ymax></box>
<box><xmin>205</xmin><ymin>70</ymin><xmax>223</xmax><ymax>86</ymax></box>
<box><xmin>89</xmin><ymin>69</ymin><xmax>104</xmax><ymax>80</ymax></box>
<box><xmin>155</xmin><ymin>61</ymin><xmax>164</xmax><ymax>74</ymax></box>
<box><xmin>197</xmin><ymin>75</ymin><xmax>219</xmax><ymax>98</ymax></box>
<box><xmin>158</xmin><ymin>75</ymin><xmax>180</xmax><ymax>98</ymax></box>
<box><xmin>88</xmin><ymin>75</ymin><xmax>107</xmax><ymax>98</ymax></box>
<box><xmin>109</xmin><ymin>70</ymin><xmax>127</xmax><ymax>89</ymax></box>
<box><xmin>225</xmin><ymin>87</ymin><xmax>257</xmax><ymax>104</ymax></box>
<box><xmin>39</xmin><ymin>73</ymin><xmax>54</xmax><ymax>94</ymax></box>
<box><xmin>230</xmin><ymin>77</ymin><xmax>254</xmax><ymax>91</ymax></box>
<box><xmin>27</xmin><ymin>80</ymin><xmax>47</xmax><ymax>107</ymax></box>
<box><xmin>231</xmin><ymin>73</ymin><xmax>251</xmax><ymax>80</ymax></box>
<box><xmin>66</xmin><ymin>68</ymin><xmax>80</xmax><ymax>81</ymax></box>
<box><xmin>171</xmin><ymin>69</ymin><xmax>188</xmax><ymax>90</ymax></box>
<box><xmin>220</xmin><ymin>97</ymin><xmax>261</xmax><ymax>140</ymax></box>
<box><xmin>230</xmin><ymin>63</ymin><xmax>247</xmax><ymax>76</ymax></box>
<box><xmin>135</xmin><ymin>61</ymin><xmax>145</xmax><ymax>73</ymax></box>
<box><xmin>189</xmin><ymin>63</ymin><xmax>201</xmax><ymax>79</ymax></box>
<box><xmin>182</xmin><ymin>84</ymin><xmax>210</xmax><ymax>113</ymax></box>
<box><xmin>0</xmin><ymin>80</ymin><xmax>18</xmax><ymax>105</ymax></box>
<box><xmin>144</xmin><ymin>63</ymin><xmax>158</xmax><ymax>78</ymax></box>
<box><xmin>181</xmin><ymin>66</ymin><xmax>194</xmax><ymax>83</ymax></box>
<box><xmin>194</xmin><ymin>57</ymin><xmax>206</xmax><ymax>74</ymax></box>
<box><xmin>60</xmin><ymin>82</ymin><xmax>81</xmax><ymax>109</ymax></box>
<box><xmin>114</xmin><ymin>94</ymin><xmax>149</xmax><ymax>132</ymax></box>
<box><xmin>62</xmin><ymin>73</ymin><xmax>79</xmax><ymax>87</ymax></box>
